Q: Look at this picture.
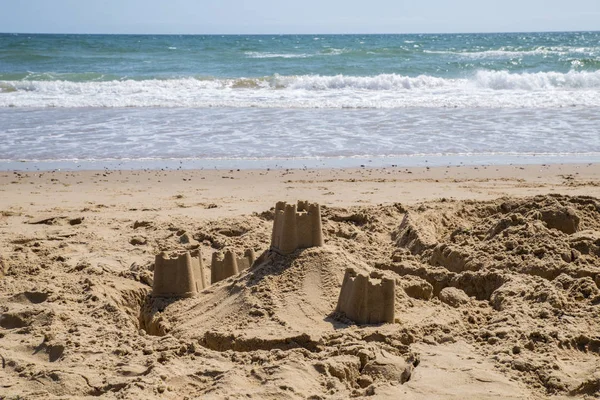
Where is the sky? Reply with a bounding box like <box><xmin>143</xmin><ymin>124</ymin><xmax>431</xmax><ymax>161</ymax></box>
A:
<box><xmin>1</xmin><ymin>0</ymin><xmax>599</xmax><ymax>34</ymax></box>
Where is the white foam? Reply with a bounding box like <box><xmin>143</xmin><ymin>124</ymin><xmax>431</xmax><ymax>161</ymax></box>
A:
<box><xmin>423</xmin><ymin>46</ymin><xmax>598</xmax><ymax>58</ymax></box>
<box><xmin>278</xmin><ymin>74</ymin><xmax>451</xmax><ymax>90</ymax></box>
<box><xmin>1</xmin><ymin>107</ymin><xmax>599</xmax><ymax>163</ymax></box>
<box><xmin>474</xmin><ymin>70</ymin><xmax>600</xmax><ymax>90</ymax></box>
<box><xmin>245</xmin><ymin>52</ymin><xmax>312</xmax><ymax>59</ymax></box>
<box><xmin>1</xmin><ymin>70</ymin><xmax>600</xmax><ymax>109</ymax></box>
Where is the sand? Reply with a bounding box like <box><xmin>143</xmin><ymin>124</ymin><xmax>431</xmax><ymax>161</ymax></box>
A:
<box><xmin>1</xmin><ymin>163</ymin><xmax>599</xmax><ymax>399</ymax></box>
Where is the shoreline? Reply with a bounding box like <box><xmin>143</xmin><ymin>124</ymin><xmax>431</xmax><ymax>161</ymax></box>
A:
<box><xmin>1</xmin><ymin>153</ymin><xmax>600</xmax><ymax>172</ymax></box>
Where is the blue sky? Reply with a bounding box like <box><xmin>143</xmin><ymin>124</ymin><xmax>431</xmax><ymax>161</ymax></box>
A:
<box><xmin>1</xmin><ymin>0</ymin><xmax>599</xmax><ymax>34</ymax></box>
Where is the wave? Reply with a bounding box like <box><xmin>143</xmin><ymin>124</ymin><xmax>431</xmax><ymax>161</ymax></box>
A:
<box><xmin>2</xmin><ymin>70</ymin><xmax>600</xmax><ymax>108</ymax></box>
<box><xmin>276</xmin><ymin>73</ymin><xmax>452</xmax><ymax>90</ymax></box>
<box><xmin>0</xmin><ymin>71</ymin><xmax>127</xmax><ymax>82</ymax></box>
<box><xmin>244</xmin><ymin>52</ymin><xmax>313</xmax><ymax>59</ymax></box>
<box><xmin>244</xmin><ymin>48</ymin><xmax>348</xmax><ymax>58</ymax></box>
<box><xmin>276</xmin><ymin>70</ymin><xmax>600</xmax><ymax>91</ymax></box>
<box><xmin>278</xmin><ymin>70</ymin><xmax>598</xmax><ymax>90</ymax></box>
<box><xmin>423</xmin><ymin>46</ymin><xmax>599</xmax><ymax>58</ymax></box>
<box><xmin>474</xmin><ymin>70</ymin><xmax>600</xmax><ymax>90</ymax></box>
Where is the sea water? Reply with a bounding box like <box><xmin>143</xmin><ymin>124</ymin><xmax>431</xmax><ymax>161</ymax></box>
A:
<box><xmin>1</xmin><ymin>32</ymin><xmax>599</xmax><ymax>170</ymax></box>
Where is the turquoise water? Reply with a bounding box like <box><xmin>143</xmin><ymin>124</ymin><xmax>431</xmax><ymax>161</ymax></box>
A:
<box><xmin>2</xmin><ymin>32</ymin><xmax>600</xmax><ymax>80</ymax></box>
<box><xmin>1</xmin><ymin>32</ymin><xmax>599</xmax><ymax>169</ymax></box>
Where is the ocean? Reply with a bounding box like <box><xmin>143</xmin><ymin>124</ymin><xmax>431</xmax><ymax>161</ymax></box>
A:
<box><xmin>1</xmin><ymin>32</ymin><xmax>599</xmax><ymax>170</ymax></box>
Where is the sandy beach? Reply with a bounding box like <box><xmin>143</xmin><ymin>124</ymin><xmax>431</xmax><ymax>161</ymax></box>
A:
<box><xmin>1</xmin><ymin>163</ymin><xmax>600</xmax><ymax>399</ymax></box>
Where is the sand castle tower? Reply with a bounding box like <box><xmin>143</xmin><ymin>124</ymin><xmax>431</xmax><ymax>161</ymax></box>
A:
<box><xmin>271</xmin><ymin>201</ymin><xmax>324</xmax><ymax>255</ymax></box>
<box><xmin>152</xmin><ymin>250</ymin><xmax>208</xmax><ymax>297</ymax></box>
<box><xmin>336</xmin><ymin>268</ymin><xmax>395</xmax><ymax>325</ymax></box>
<box><xmin>211</xmin><ymin>249</ymin><xmax>255</xmax><ymax>284</ymax></box>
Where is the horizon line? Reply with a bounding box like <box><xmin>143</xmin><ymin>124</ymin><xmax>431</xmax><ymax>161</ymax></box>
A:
<box><xmin>1</xmin><ymin>29</ymin><xmax>599</xmax><ymax>36</ymax></box>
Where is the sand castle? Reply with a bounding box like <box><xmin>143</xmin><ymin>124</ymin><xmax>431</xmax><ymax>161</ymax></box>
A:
<box><xmin>271</xmin><ymin>201</ymin><xmax>324</xmax><ymax>255</ymax></box>
<box><xmin>336</xmin><ymin>268</ymin><xmax>395</xmax><ymax>325</ymax></box>
<box><xmin>211</xmin><ymin>249</ymin><xmax>255</xmax><ymax>284</ymax></box>
<box><xmin>152</xmin><ymin>250</ymin><xmax>208</xmax><ymax>297</ymax></box>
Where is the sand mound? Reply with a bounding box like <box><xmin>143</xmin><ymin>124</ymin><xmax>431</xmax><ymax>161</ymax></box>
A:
<box><xmin>1</xmin><ymin>194</ymin><xmax>599</xmax><ymax>398</ymax></box>
<box><xmin>383</xmin><ymin>194</ymin><xmax>600</xmax><ymax>396</ymax></box>
<box><xmin>156</xmin><ymin>246</ymin><xmax>368</xmax><ymax>339</ymax></box>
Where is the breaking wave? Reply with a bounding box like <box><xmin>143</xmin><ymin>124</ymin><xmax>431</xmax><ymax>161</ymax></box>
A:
<box><xmin>1</xmin><ymin>70</ymin><xmax>600</xmax><ymax>108</ymax></box>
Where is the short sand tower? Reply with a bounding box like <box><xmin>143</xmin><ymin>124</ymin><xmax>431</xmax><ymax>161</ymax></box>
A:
<box><xmin>211</xmin><ymin>249</ymin><xmax>255</xmax><ymax>284</ymax></box>
<box><xmin>153</xmin><ymin>250</ymin><xmax>208</xmax><ymax>297</ymax></box>
<box><xmin>336</xmin><ymin>268</ymin><xmax>395</xmax><ymax>325</ymax></box>
<box><xmin>271</xmin><ymin>201</ymin><xmax>324</xmax><ymax>255</ymax></box>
